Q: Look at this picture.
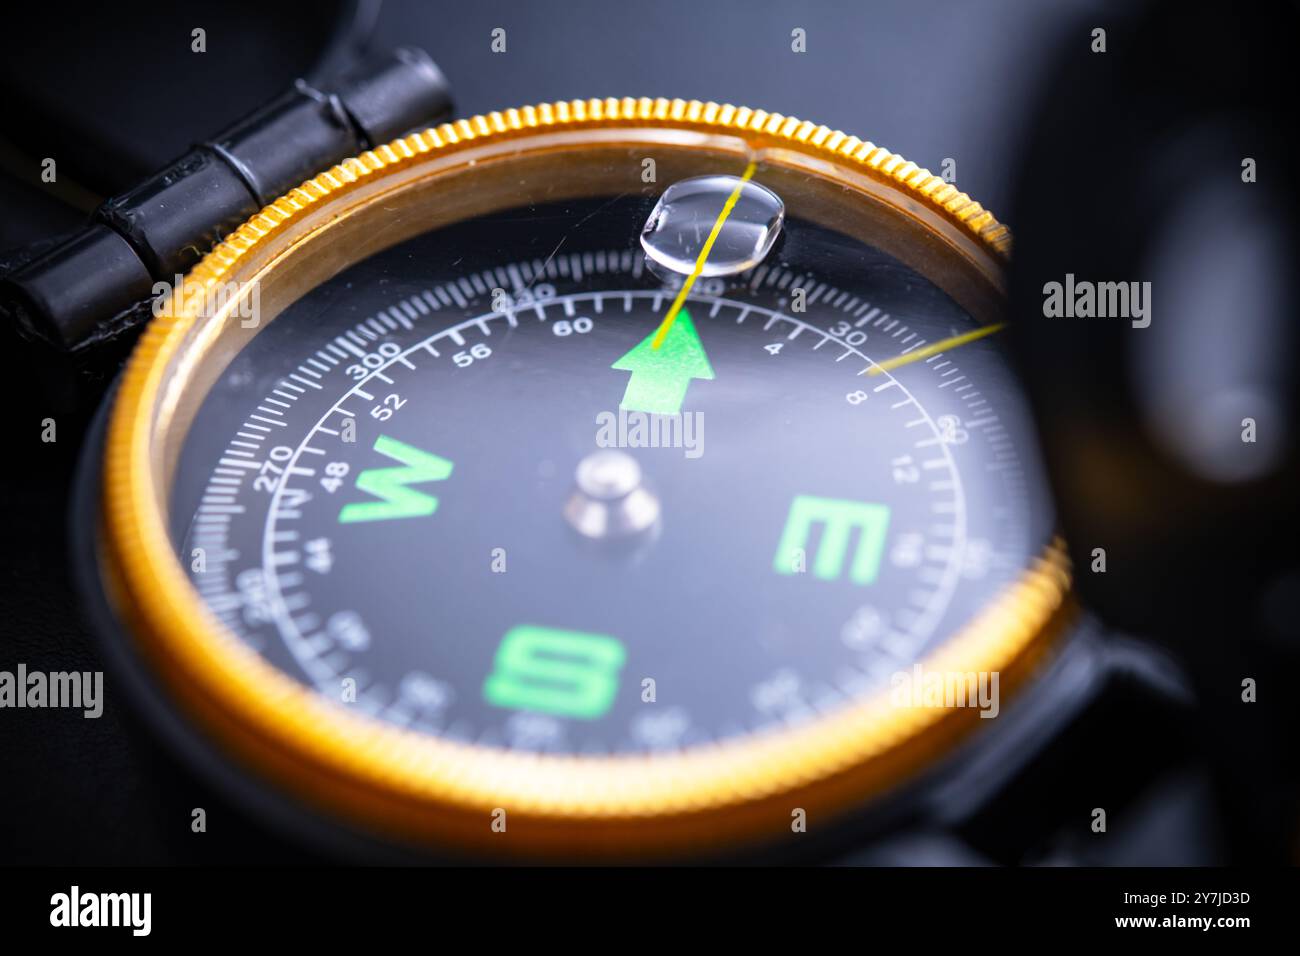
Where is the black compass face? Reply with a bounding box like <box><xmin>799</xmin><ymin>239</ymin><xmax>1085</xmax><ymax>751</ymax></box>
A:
<box><xmin>168</xmin><ymin>192</ymin><xmax>1052</xmax><ymax>755</ymax></box>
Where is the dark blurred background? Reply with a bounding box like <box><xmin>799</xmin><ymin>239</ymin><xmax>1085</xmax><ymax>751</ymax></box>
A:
<box><xmin>1</xmin><ymin>1</ymin><xmax>1295</xmax><ymax>865</ymax></box>
<box><xmin>0</xmin><ymin>0</ymin><xmax>1095</xmax><ymax>250</ymax></box>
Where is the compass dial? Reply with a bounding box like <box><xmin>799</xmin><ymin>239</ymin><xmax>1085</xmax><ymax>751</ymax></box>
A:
<box><xmin>99</xmin><ymin>102</ymin><xmax>1071</xmax><ymax>856</ymax></box>
<box><xmin>170</xmin><ymin>199</ymin><xmax>1050</xmax><ymax>755</ymax></box>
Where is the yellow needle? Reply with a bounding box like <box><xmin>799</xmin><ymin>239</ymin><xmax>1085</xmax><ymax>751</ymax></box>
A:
<box><xmin>863</xmin><ymin>322</ymin><xmax>1007</xmax><ymax>376</ymax></box>
<box><xmin>649</xmin><ymin>160</ymin><xmax>758</xmax><ymax>350</ymax></box>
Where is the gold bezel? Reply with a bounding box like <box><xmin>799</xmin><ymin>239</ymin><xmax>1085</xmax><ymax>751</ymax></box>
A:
<box><xmin>101</xmin><ymin>98</ymin><xmax>1071</xmax><ymax>858</ymax></box>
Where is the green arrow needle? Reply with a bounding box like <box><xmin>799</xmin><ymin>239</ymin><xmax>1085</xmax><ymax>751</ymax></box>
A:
<box><xmin>612</xmin><ymin>159</ymin><xmax>754</xmax><ymax>414</ymax></box>
<box><xmin>612</xmin><ymin>308</ymin><xmax>714</xmax><ymax>415</ymax></box>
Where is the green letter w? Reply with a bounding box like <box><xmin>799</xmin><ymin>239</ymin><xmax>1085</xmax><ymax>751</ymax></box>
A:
<box><xmin>338</xmin><ymin>435</ymin><xmax>453</xmax><ymax>524</ymax></box>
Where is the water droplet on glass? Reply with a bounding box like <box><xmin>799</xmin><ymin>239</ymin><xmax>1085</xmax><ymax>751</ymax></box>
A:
<box><xmin>640</xmin><ymin>175</ymin><xmax>784</xmax><ymax>278</ymax></box>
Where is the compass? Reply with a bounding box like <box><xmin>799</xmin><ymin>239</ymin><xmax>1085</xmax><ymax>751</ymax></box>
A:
<box><xmin>93</xmin><ymin>99</ymin><xmax>1071</xmax><ymax>858</ymax></box>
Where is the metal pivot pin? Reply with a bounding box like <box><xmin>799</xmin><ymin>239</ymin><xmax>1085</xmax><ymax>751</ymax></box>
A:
<box><xmin>564</xmin><ymin>450</ymin><xmax>660</xmax><ymax>539</ymax></box>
